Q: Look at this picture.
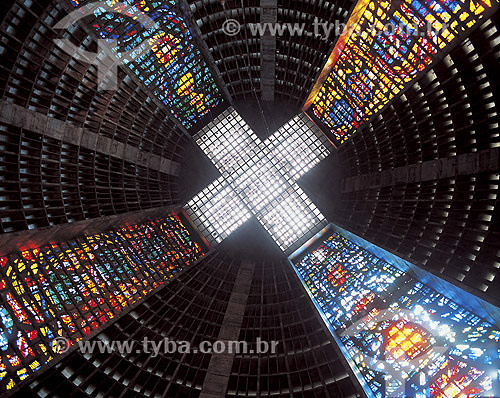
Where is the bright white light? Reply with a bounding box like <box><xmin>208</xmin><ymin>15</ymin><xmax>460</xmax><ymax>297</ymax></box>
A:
<box><xmin>258</xmin><ymin>186</ymin><xmax>326</xmax><ymax>251</ymax></box>
<box><xmin>196</xmin><ymin>109</ymin><xmax>259</xmax><ymax>179</ymax></box>
<box><xmin>265</xmin><ymin>113</ymin><xmax>330</xmax><ymax>180</ymax></box>
<box><xmin>185</xmin><ymin>177</ymin><xmax>251</xmax><ymax>244</ymax></box>
<box><xmin>470</xmin><ymin>348</ymin><xmax>484</xmax><ymax>357</ymax></box>
<box><xmin>438</xmin><ymin>324</ymin><xmax>451</xmax><ymax>336</ymax></box>
<box><xmin>232</xmin><ymin>157</ymin><xmax>286</xmax><ymax>211</ymax></box>
<box><xmin>187</xmin><ymin>108</ymin><xmax>331</xmax><ymax>251</ymax></box>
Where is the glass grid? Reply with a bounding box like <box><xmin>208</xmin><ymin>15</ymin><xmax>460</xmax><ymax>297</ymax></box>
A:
<box><xmin>196</xmin><ymin>109</ymin><xmax>261</xmax><ymax>180</ymax></box>
<box><xmin>187</xmin><ymin>108</ymin><xmax>331</xmax><ymax>252</ymax></box>
<box><xmin>257</xmin><ymin>186</ymin><xmax>326</xmax><ymax>251</ymax></box>
<box><xmin>310</xmin><ymin>0</ymin><xmax>497</xmax><ymax>145</ymax></box>
<box><xmin>232</xmin><ymin>154</ymin><xmax>289</xmax><ymax>212</ymax></box>
<box><xmin>185</xmin><ymin>178</ymin><xmax>251</xmax><ymax>244</ymax></box>
<box><xmin>266</xmin><ymin>113</ymin><xmax>330</xmax><ymax>181</ymax></box>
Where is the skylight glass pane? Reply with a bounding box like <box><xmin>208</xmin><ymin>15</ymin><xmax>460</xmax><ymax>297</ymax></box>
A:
<box><xmin>188</xmin><ymin>108</ymin><xmax>329</xmax><ymax>251</ymax></box>
<box><xmin>257</xmin><ymin>185</ymin><xmax>327</xmax><ymax>252</ymax></box>
<box><xmin>232</xmin><ymin>152</ymin><xmax>288</xmax><ymax>212</ymax></box>
<box><xmin>196</xmin><ymin>108</ymin><xmax>259</xmax><ymax>178</ymax></box>
<box><xmin>185</xmin><ymin>178</ymin><xmax>251</xmax><ymax>244</ymax></box>
<box><xmin>266</xmin><ymin>113</ymin><xmax>331</xmax><ymax>180</ymax></box>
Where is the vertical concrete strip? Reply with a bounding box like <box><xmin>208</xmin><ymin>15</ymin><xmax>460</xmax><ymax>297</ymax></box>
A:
<box><xmin>199</xmin><ymin>260</ymin><xmax>255</xmax><ymax>398</ymax></box>
<box><xmin>0</xmin><ymin>101</ymin><xmax>180</xmax><ymax>176</ymax></box>
<box><xmin>261</xmin><ymin>0</ymin><xmax>277</xmax><ymax>102</ymax></box>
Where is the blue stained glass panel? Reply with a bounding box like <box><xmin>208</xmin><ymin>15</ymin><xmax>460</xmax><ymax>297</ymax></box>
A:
<box><xmin>292</xmin><ymin>230</ymin><xmax>500</xmax><ymax>398</ymax></box>
<box><xmin>68</xmin><ymin>0</ymin><xmax>222</xmax><ymax>128</ymax></box>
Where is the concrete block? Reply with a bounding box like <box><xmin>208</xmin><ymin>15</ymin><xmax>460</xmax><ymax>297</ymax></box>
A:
<box><xmin>407</xmin><ymin>164</ymin><xmax>421</xmax><ymax>183</ymax></box>
<box><xmin>199</xmin><ymin>393</ymin><xmax>222</xmax><ymax>398</ymax></box>
<box><xmin>136</xmin><ymin>151</ymin><xmax>150</xmax><ymax>166</ymax></box>
<box><xmin>148</xmin><ymin>155</ymin><xmax>161</xmax><ymax>170</ymax></box>
<box><xmin>209</xmin><ymin>356</ymin><xmax>234</xmax><ymax>373</ymax></box>
<box><xmin>96</xmin><ymin>135</ymin><xmax>112</xmax><ymax>154</ymax></box>
<box><xmin>47</xmin><ymin>117</ymin><xmax>65</xmax><ymax>141</ymax></box>
<box><xmin>440</xmin><ymin>157</ymin><xmax>456</xmax><ymax>178</ymax></box>
<box><xmin>261</xmin><ymin>0</ymin><xmax>278</xmax><ymax>9</ymax></box>
<box><xmin>218</xmin><ymin>325</ymin><xmax>240</xmax><ymax>341</ymax></box>
<box><xmin>80</xmin><ymin>130</ymin><xmax>98</xmax><ymax>151</ymax></box>
<box><xmin>201</xmin><ymin>374</ymin><xmax>228</xmax><ymax>394</ymax></box>
<box><xmin>393</xmin><ymin>166</ymin><xmax>408</xmax><ymax>184</ymax></box>
<box><xmin>0</xmin><ymin>102</ymin><xmax>15</xmax><ymax>123</ymax></box>
<box><xmin>421</xmin><ymin>160</ymin><xmax>438</xmax><ymax>181</ymax></box>
<box><xmin>123</xmin><ymin>145</ymin><xmax>138</xmax><ymax>163</ymax></box>
<box><xmin>109</xmin><ymin>140</ymin><xmax>125</xmax><ymax>158</ymax></box>
<box><xmin>230</xmin><ymin>292</ymin><xmax>248</xmax><ymax>305</ymax></box>
<box><xmin>64</xmin><ymin>124</ymin><xmax>82</xmax><ymax>146</ymax></box>
<box><xmin>21</xmin><ymin>108</ymin><xmax>35</xmax><ymax>131</ymax></box>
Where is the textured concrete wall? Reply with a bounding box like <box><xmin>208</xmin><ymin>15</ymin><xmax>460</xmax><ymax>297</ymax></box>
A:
<box><xmin>261</xmin><ymin>0</ymin><xmax>277</xmax><ymax>102</ymax></box>
<box><xmin>0</xmin><ymin>101</ymin><xmax>180</xmax><ymax>176</ymax></box>
<box><xmin>342</xmin><ymin>148</ymin><xmax>500</xmax><ymax>192</ymax></box>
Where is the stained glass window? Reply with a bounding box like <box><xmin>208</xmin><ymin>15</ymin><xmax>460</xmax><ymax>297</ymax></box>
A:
<box><xmin>292</xmin><ymin>230</ymin><xmax>500</xmax><ymax>398</ymax></box>
<box><xmin>0</xmin><ymin>214</ymin><xmax>204</xmax><ymax>392</ymax></box>
<box><xmin>67</xmin><ymin>0</ymin><xmax>222</xmax><ymax>129</ymax></box>
<box><xmin>306</xmin><ymin>0</ymin><xmax>499</xmax><ymax>146</ymax></box>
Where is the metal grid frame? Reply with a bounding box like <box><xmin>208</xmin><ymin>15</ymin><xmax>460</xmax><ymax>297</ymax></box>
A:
<box><xmin>186</xmin><ymin>108</ymin><xmax>330</xmax><ymax>252</ymax></box>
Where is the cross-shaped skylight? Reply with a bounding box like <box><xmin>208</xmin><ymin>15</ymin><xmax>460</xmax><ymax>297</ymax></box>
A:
<box><xmin>185</xmin><ymin>108</ymin><xmax>330</xmax><ymax>253</ymax></box>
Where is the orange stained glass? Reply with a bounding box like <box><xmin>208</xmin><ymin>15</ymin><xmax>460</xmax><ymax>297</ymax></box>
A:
<box><xmin>306</xmin><ymin>0</ymin><xmax>499</xmax><ymax>146</ymax></box>
<box><xmin>384</xmin><ymin>319</ymin><xmax>432</xmax><ymax>361</ymax></box>
<box><xmin>431</xmin><ymin>360</ymin><xmax>486</xmax><ymax>398</ymax></box>
<box><xmin>327</xmin><ymin>263</ymin><xmax>350</xmax><ymax>287</ymax></box>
